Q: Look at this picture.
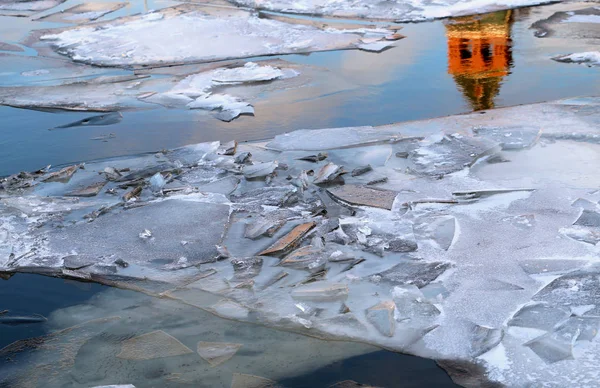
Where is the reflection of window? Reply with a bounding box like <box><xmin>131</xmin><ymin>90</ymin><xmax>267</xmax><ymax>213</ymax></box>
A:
<box><xmin>460</xmin><ymin>46</ymin><xmax>472</xmax><ymax>60</ymax></box>
<box><xmin>481</xmin><ymin>43</ymin><xmax>492</xmax><ymax>63</ymax></box>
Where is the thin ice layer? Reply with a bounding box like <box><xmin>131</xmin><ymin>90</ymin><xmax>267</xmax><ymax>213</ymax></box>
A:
<box><xmin>40</xmin><ymin>4</ymin><xmax>394</xmax><ymax>67</ymax></box>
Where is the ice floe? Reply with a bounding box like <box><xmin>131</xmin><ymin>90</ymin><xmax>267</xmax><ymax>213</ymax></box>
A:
<box><xmin>553</xmin><ymin>51</ymin><xmax>600</xmax><ymax>67</ymax></box>
<box><xmin>228</xmin><ymin>0</ymin><xmax>558</xmax><ymax>22</ymax></box>
<box><xmin>0</xmin><ymin>60</ymin><xmax>306</xmax><ymax>121</ymax></box>
<box><xmin>38</xmin><ymin>4</ymin><xmax>396</xmax><ymax>67</ymax></box>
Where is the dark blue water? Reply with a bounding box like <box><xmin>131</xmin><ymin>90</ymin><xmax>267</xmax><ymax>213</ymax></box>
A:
<box><xmin>0</xmin><ymin>274</ymin><xmax>104</xmax><ymax>349</ymax></box>
<box><xmin>281</xmin><ymin>350</ymin><xmax>459</xmax><ymax>387</ymax></box>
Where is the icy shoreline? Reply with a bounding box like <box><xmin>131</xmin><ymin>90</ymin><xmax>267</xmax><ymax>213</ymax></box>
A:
<box><xmin>3</xmin><ymin>97</ymin><xmax>600</xmax><ymax>387</ymax></box>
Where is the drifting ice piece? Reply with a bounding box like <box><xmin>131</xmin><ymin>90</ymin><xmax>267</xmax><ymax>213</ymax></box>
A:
<box><xmin>553</xmin><ymin>52</ymin><xmax>600</xmax><ymax>67</ymax></box>
<box><xmin>366</xmin><ymin>301</ymin><xmax>396</xmax><ymax>337</ymax></box>
<box><xmin>117</xmin><ymin>330</ymin><xmax>194</xmax><ymax>360</ymax></box>
<box><xmin>40</xmin><ymin>5</ymin><xmax>394</xmax><ymax>67</ymax></box>
<box><xmin>35</xmin><ymin>2</ymin><xmax>126</xmax><ymax>23</ymax></box>
<box><xmin>196</xmin><ymin>341</ymin><xmax>242</xmax><ymax>366</ymax></box>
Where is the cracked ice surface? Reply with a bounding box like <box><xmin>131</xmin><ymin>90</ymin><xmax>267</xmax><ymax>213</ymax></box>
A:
<box><xmin>227</xmin><ymin>0</ymin><xmax>558</xmax><ymax>22</ymax></box>
<box><xmin>5</xmin><ymin>97</ymin><xmax>600</xmax><ymax>386</ymax></box>
<box><xmin>39</xmin><ymin>4</ymin><xmax>395</xmax><ymax>67</ymax></box>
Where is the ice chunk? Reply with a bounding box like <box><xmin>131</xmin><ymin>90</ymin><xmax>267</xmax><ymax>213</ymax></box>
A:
<box><xmin>40</xmin><ymin>5</ymin><xmax>394</xmax><ymax>67</ymax></box>
<box><xmin>573</xmin><ymin>210</ymin><xmax>600</xmax><ymax>227</ymax></box>
<box><xmin>244</xmin><ymin>217</ymin><xmax>287</xmax><ymax>240</ymax></box>
<box><xmin>377</xmin><ymin>261</ymin><xmax>451</xmax><ymax>288</ymax></box>
<box><xmin>232</xmin><ymin>187</ymin><xmax>296</xmax><ymax>207</ymax></box>
<box><xmin>280</xmin><ymin>245</ymin><xmax>324</xmax><ymax>270</ymax></box>
<box><xmin>327</xmin><ymin>185</ymin><xmax>398</xmax><ymax>210</ymax></box>
<box><xmin>313</xmin><ymin>162</ymin><xmax>345</xmax><ymax>185</ymax></box>
<box><xmin>66</xmin><ymin>181</ymin><xmax>106</xmax><ymax>197</ymax></box>
<box><xmin>149</xmin><ymin>173</ymin><xmax>166</xmax><ymax>192</ymax></box>
<box><xmin>366</xmin><ymin>301</ymin><xmax>396</xmax><ymax>337</ymax></box>
<box><xmin>196</xmin><ymin>341</ymin><xmax>242</xmax><ymax>367</ymax></box>
<box><xmin>258</xmin><ymin>222</ymin><xmax>316</xmax><ymax>257</ymax></box>
<box><xmin>466</xmin><ymin>322</ymin><xmax>503</xmax><ymax>357</ymax></box>
<box><xmin>291</xmin><ymin>282</ymin><xmax>349</xmax><ymax>301</ymax></box>
<box><xmin>392</xmin><ymin>285</ymin><xmax>440</xmax><ymax>324</ymax></box>
<box><xmin>507</xmin><ymin>303</ymin><xmax>571</xmax><ymax>331</ymax></box>
<box><xmin>51</xmin><ymin>112</ymin><xmax>123</xmax><ymax>130</ymax></box>
<box><xmin>524</xmin><ymin>333</ymin><xmax>574</xmax><ymax>364</ymax></box>
<box><xmin>117</xmin><ymin>330</ymin><xmax>194</xmax><ymax>360</ymax></box>
<box><xmin>62</xmin><ymin>254</ymin><xmax>97</xmax><ymax>270</ymax></box>
<box><xmin>231</xmin><ymin>257</ymin><xmax>263</xmax><ymax>281</ymax></box>
<box><xmin>242</xmin><ymin>161</ymin><xmax>278</xmax><ymax>179</ymax></box>
<box><xmin>553</xmin><ymin>52</ymin><xmax>600</xmax><ymax>67</ymax></box>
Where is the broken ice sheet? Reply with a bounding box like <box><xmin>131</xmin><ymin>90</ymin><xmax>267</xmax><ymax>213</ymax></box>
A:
<box><xmin>39</xmin><ymin>4</ymin><xmax>395</xmax><ymax>67</ymax></box>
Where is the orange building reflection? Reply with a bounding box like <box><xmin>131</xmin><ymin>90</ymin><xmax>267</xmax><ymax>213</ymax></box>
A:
<box><xmin>445</xmin><ymin>11</ymin><xmax>514</xmax><ymax>110</ymax></box>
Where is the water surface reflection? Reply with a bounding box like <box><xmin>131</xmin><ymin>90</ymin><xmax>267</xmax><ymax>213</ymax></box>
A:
<box><xmin>445</xmin><ymin>10</ymin><xmax>514</xmax><ymax>110</ymax></box>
